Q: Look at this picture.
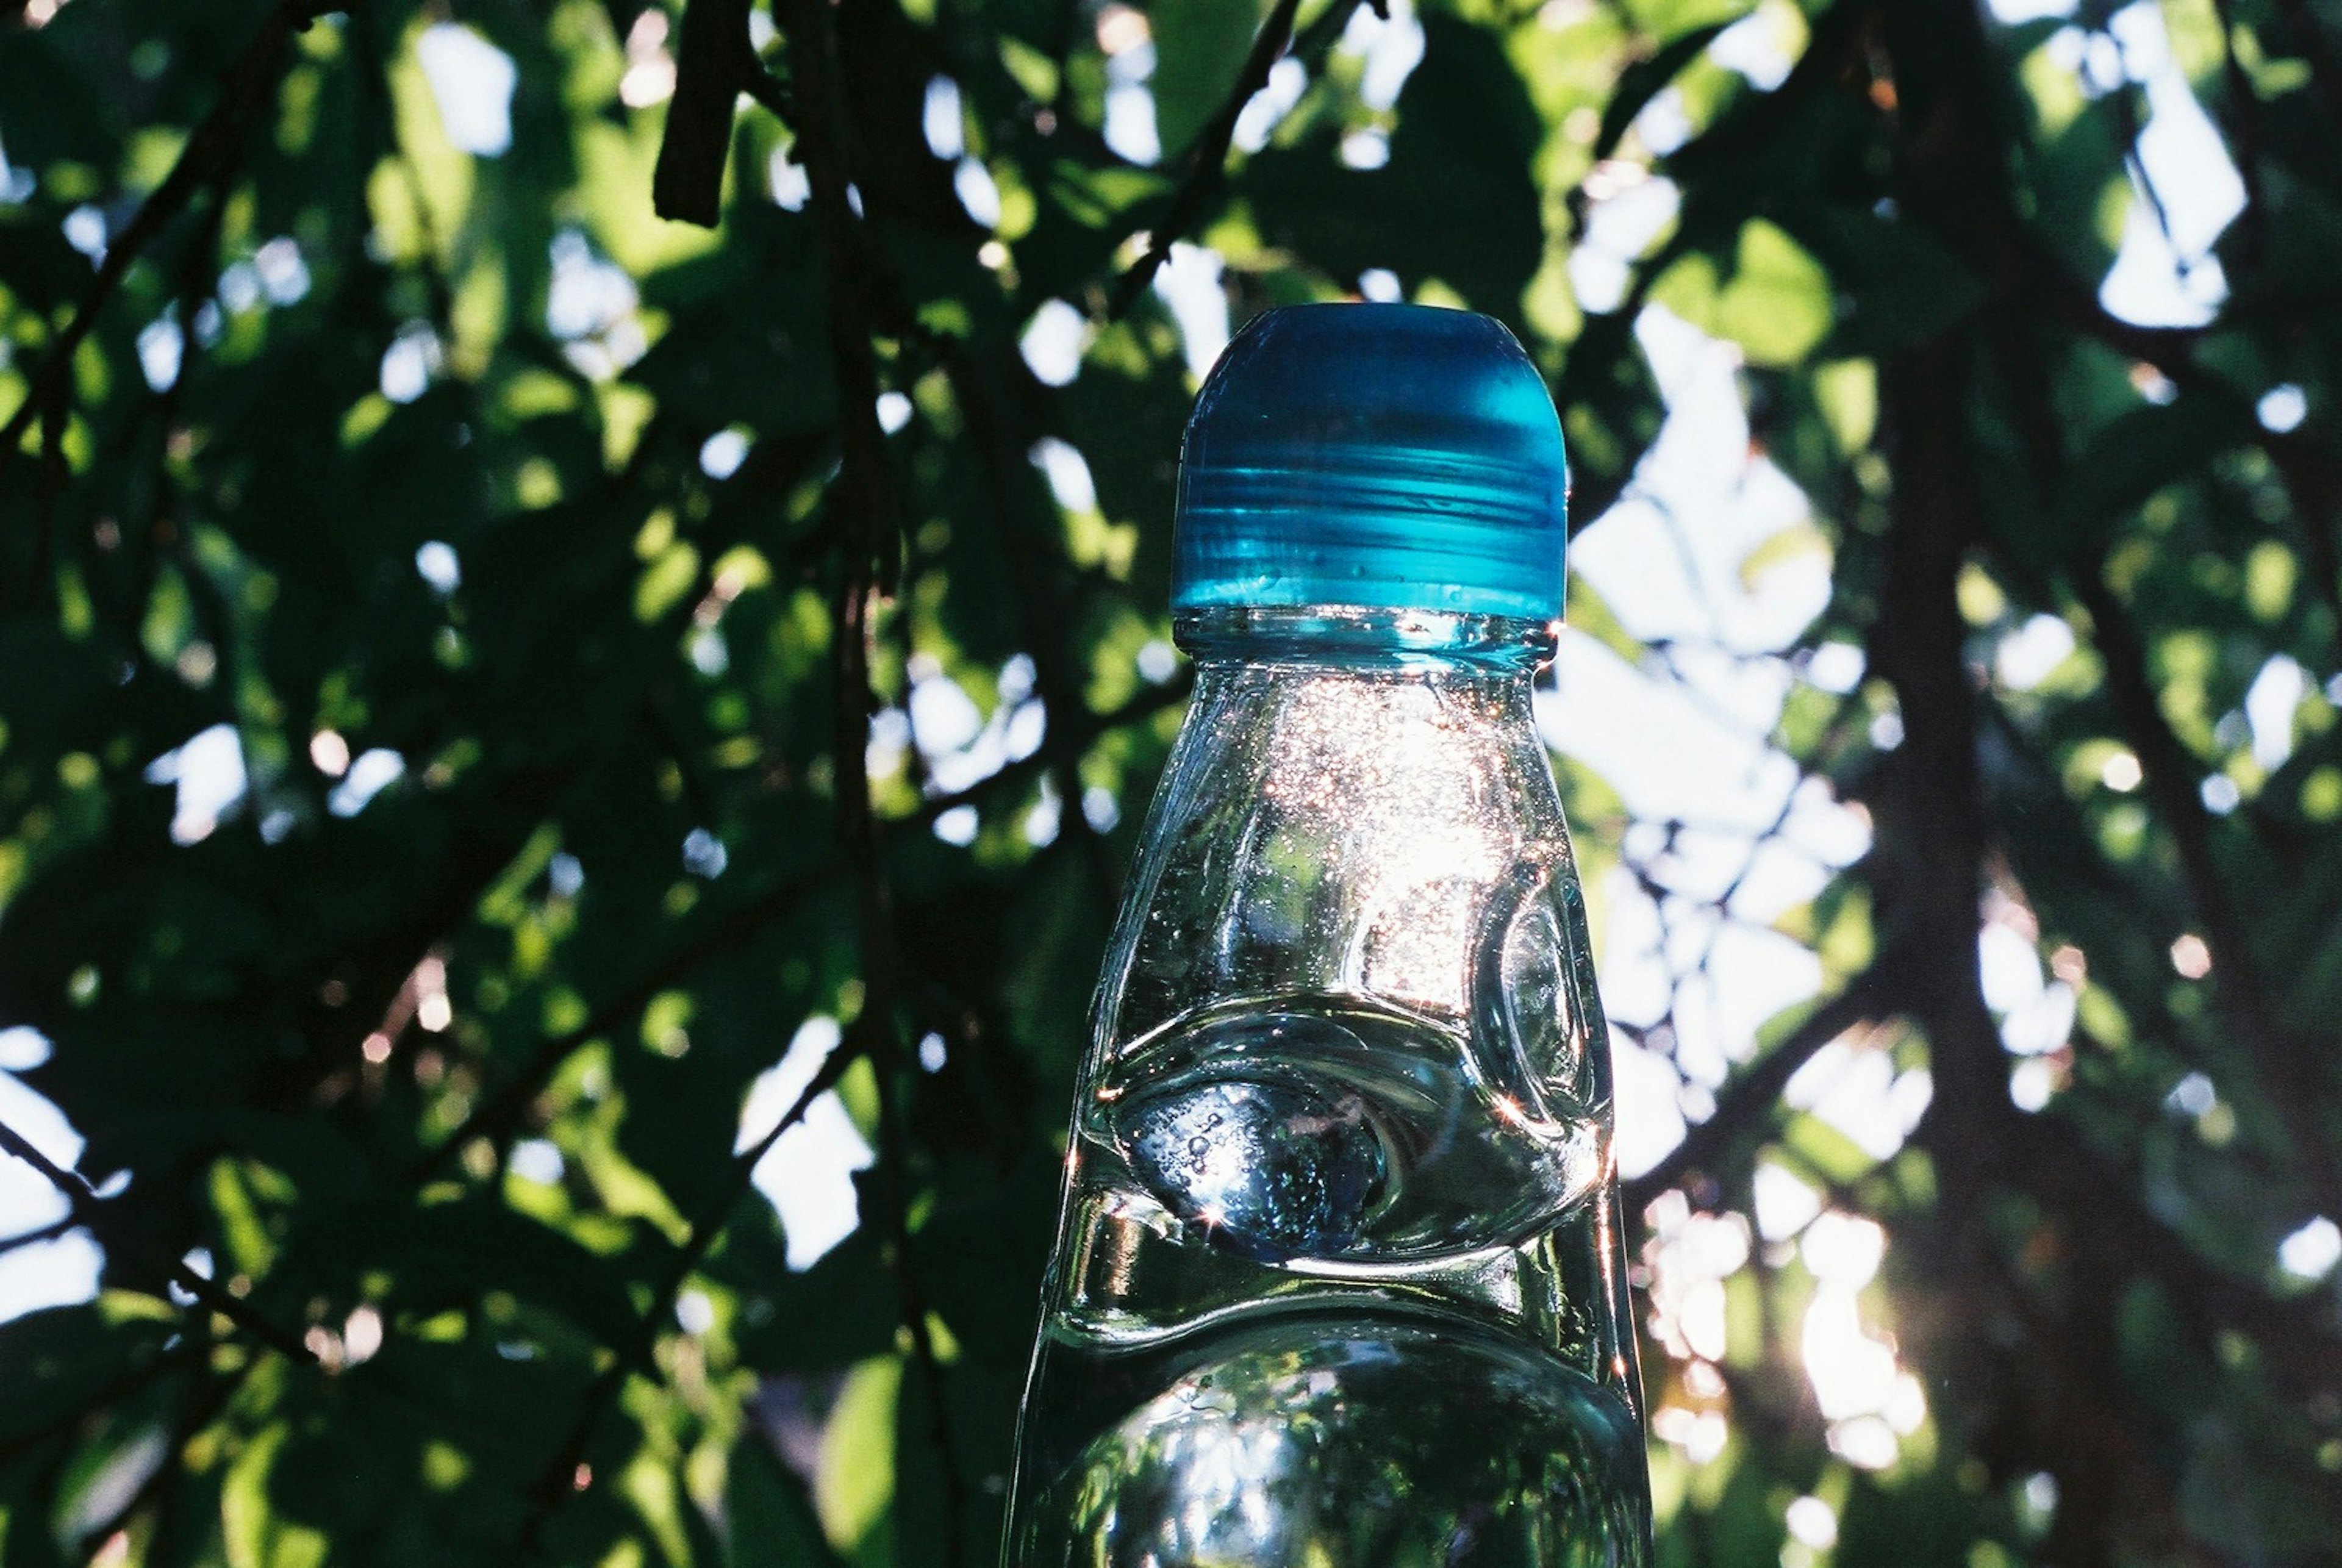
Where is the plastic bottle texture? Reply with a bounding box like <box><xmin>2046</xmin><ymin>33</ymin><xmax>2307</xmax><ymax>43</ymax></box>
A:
<box><xmin>1003</xmin><ymin>305</ymin><xmax>1651</xmax><ymax>1568</ymax></box>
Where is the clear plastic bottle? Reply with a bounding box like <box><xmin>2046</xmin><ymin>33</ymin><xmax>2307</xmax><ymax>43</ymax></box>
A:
<box><xmin>1004</xmin><ymin>304</ymin><xmax>1650</xmax><ymax>1568</ymax></box>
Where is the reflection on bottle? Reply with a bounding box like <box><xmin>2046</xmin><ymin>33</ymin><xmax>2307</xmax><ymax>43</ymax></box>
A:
<box><xmin>1016</xmin><ymin>1314</ymin><xmax>1648</xmax><ymax>1568</ymax></box>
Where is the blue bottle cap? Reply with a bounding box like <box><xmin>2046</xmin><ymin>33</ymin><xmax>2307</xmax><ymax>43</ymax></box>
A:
<box><xmin>1172</xmin><ymin>303</ymin><xmax>1569</xmax><ymax>623</ymax></box>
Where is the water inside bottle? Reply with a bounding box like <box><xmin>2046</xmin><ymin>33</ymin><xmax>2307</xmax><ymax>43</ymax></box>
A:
<box><xmin>1091</xmin><ymin>990</ymin><xmax>1604</xmax><ymax>1266</ymax></box>
<box><xmin>1012</xmin><ymin>1312</ymin><xmax>1648</xmax><ymax>1568</ymax></box>
<box><xmin>1008</xmin><ymin>989</ymin><xmax>1643</xmax><ymax>1566</ymax></box>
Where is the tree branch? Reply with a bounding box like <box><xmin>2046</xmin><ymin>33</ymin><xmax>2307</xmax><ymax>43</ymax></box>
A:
<box><xmin>652</xmin><ymin>0</ymin><xmax>795</xmax><ymax>227</ymax></box>
<box><xmin>0</xmin><ymin>1115</ymin><xmax>89</xmax><ymax>1201</ymax></box>
<box><xmin>0</xmin><ymin>1117</ymin><xmax>317</xmax><ymax>1366</ymax></box>
<box><xmin>1976</xmin><ymin>199</ymin><xmax>2341</xmax><ymax>1215</ymax></box>
<box><xmin>778</xmin><ymin>0</ymin><xmax>897</xmax><ymax>587</ymax></box>
<box><xmin>906</xmin><ymin>335</ymin><xmax>1125</xmax><ymax>889</ymax></box>
<box><xmin>1858</xmin><ymin>7</ymin><xmax>2242</xmax><ymax>1546</ymax></box>
<box><xmin>2007</xmin><ymin>1109</ymin><xmax>2342</xmax><ymax>1403</ymax></box>
<box><xmin>1623</xmin><ymin>978</ymin><xmax>1879</xmax><ymax>1212</ymax></box>
<box><xmin>778</xmin><ymin>0</ymin><xmax>964</xmax><ymax>1556</ymax></box>
<box><xmin>1869</xmin><ymin>325</ymin><xmax>2011</xmax><ymax>1201</ymax></box>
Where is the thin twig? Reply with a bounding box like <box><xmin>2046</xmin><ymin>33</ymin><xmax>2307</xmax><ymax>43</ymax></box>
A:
<box><xmin>0</xmin><ymin>1214</ymin><xmax>77</xmax><ymax>1253</ymax></box>
<box><xmin>2068</xmin><ymin>567</ymin><xmax>2342</xmax><ymax>1218</ymax></box>
<box><xmin>864</xmin><ymin>1037</ymin><xmax>966</xmax><ymax>1567</ymax></box>
<box><xmin>2099</xmin><ymin>60</ymin><xmax>2196</xmax><ymax>298</ymax></box>
<box><xmin>517</xmin><ymin>1022</ymin><xmax>863</xmax><ymax>1558</ymax></box>
<box><xmin>0</xmin><ymin>1117</ymin><xmax>91</xmax><ymax>1200</ymax></box>
<box><xmin>1106</xmin><ymin>0</ymin><xmax>1308</xmax><ymax>318</ymax></box>
<box><xmin>819</xmin><ymin>485</ymin><xmax>971</xmax><ymax>1568</ymax></box>
<box><xmin>904</xmin><ymin>669</ymin><xmax>1195</xmax><ymax>831</ymax></box>
<box><xmin>911</xmin><ymin>335</ymin><xmax>1115</xmax><ymax>887</ymax></box>
<box><xmin>410</xmin><ymin>857</ymin><xmax>839</xmax><ymax>1180</ymax></box>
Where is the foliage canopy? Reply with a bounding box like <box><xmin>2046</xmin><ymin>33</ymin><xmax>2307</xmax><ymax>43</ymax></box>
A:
<box><xmin>1</xmin><ymin>0</ymin><xmax>2340</xmax><ymax>1564</ymax></box>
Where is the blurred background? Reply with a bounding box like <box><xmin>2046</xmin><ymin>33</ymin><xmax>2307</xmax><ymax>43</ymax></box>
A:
<box><xmin>2</xmin><ymin>0</ymin><xmax>2340</xmax><ymax>1561</ymax></box>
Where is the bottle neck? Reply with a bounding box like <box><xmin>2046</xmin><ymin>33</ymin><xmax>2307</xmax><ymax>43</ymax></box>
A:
<box><xmin>1173</xmin><ymin>604</ymin><xmax>1557</xmax><ymax>677</ymax></box>
<box><xmin>1120</xmin><ymin>600</ymin><xmax>1578</xmax><ymax>1056</ymax></box>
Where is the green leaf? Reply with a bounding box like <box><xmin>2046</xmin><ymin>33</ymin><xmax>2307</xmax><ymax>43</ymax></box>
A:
<box><xmin>223</xmin><ymin>1428</ymin><xmax>329</xmax><ymax>1568</ymax></box>
<box><xmin>1592</xmin><ymin>21</ymin><xmax>1735</xmax><ymax>162</ymax></box>
<box><xmin>1652</xmin><ymin>218</ymin><xmax>1832</xmax><ymax>367</ymax></box>
<box><xmin>0</xmin><ymin>1307</ymin><xmax>176</xmax><ymax>1450</ymax></box>
<box><xmin>1245</xmin><ymin>14</ymin><xmax>1545</xmax><ymax>319</ymax></box>
<box><xmin>1151</xmin><ymin>0</ymin><xmax>1267</xmax><ymax>160</ymax></box>
<box><xmin>722</xmin><ymin>1436</ymin><xmax>837</xmax><ymax>1567</ymax></box>
<box><xmin>815</xmin><ymin>1358</ymin><xmax>899</xmax><ymax>1559</ymax></box>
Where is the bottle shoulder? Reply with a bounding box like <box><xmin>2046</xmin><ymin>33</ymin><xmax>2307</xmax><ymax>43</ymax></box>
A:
<box><xmin>1099</xmin><ymin>664</ymin><xmax>1592</xmax><ymax>1055</ymax></box>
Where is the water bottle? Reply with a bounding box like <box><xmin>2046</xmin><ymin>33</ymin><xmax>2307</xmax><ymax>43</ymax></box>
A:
<box><xmin>1003</xmin><ymin>303</ymin><xmax>1652</xmax><ymax>1567</ymax></box>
